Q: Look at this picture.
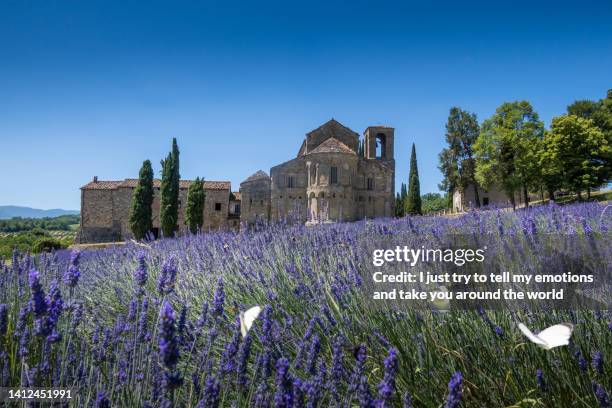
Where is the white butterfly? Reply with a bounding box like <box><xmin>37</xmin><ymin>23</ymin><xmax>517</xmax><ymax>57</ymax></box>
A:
<box><xmin>239</xmin><ymin>306</ymin><xmax>262</xmax><ymax>338</ymax></box>
<box><xmin>518</xmin><ymin>322</ymin><xmax>573</xmax><ymax>350</ymax></box>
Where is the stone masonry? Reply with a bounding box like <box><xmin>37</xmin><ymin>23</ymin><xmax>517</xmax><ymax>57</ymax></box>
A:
<box><xmin>240</xmin><ymin>119</ymin><xmax>396</xmax><ymax>225</ymax></box>
<box><xmin>78</xmin><ymin>178</ymin><xmax>233</xmax><ymax>243</ymax></box>
<box><xmin>79</xmin><ymin>119</ymin><xmax>396</xmax><ymax>242</ymax></box>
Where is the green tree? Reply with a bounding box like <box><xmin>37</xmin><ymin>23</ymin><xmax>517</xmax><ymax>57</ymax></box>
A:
<box><xmin>405</xmin><ymin>143</ymin><xmax>422</xmax><ymax>215</ymax></box>
<box><xmin>185</xmin><ymin>177</ymin><xmax>206</xmax><ymax>234</ymax></box>
<box><xmin>129</xmin><ymin>160</ymin><xmax>154</xmax><ymax>240</ymax></box>
<box><xmin>421</xmin><ymin>193</ymin><xmax>447</xmax><ymax>214</ymax></box>
<box><xmin>568</xmin><ymin>99</ymin><xmax>600</xmax><ymax>119</ymax></box>
<box><xmin>395</xmin><ymin>182</ymin><xmax>407</xmax><ymax>217</ymax></box>
<box><xmin>438</xmin><ymin>107</ymin><xmax>481</xmax><ymax>206</ymax></box>
<box><xmin>160</xmin><ymin>138</ymin><xmax>180</xmax><ymax>237</ymax></box>
<box><xmin>474</xmin><ymin>101</ymin><xmax>544</xmax><ymax>209</ymax></box>
<box><xmin>540</xmin><ymin>115</ymin><xmax>611</xmax><ymax>198</ymax></box>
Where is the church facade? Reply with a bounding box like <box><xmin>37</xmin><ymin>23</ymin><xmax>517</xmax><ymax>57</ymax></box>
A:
<box><xmin>240</xmin><ymin>119</ymin><xmax>396</xmax><ymax>224</ymax></box>
<box><xmin>78</xmin><ymin>119</ymin><xmax>396</xmax><ymax>243</ymax></box>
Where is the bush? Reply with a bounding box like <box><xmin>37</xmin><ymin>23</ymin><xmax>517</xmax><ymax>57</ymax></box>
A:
<box><xmin>32</xmin><ymin>237</ymin><xmax>66</xmax><ymax>253</ymax></box>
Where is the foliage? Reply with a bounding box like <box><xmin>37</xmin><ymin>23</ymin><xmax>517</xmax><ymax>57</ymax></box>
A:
<box><xmin>567</xmin><ymin>89</ymin><xmax>612</xmax><ymax>141</ymax></box>
<box><xmin>0</xmin><ymin>231</ymin><xmax>71</xmax><ymax>258</ymax></box>
<box><xmin>474</xmin><ymin>101</ymin><xmax>544</xmax><ymax>208</ymax></box>
<box><xmin>0</xmin><ymin>214</ymin><xmax>80</xmax><ymax>233</ymax></box>
<box><xmin>395</xmin><ymin>183</ymin><xmax>407</xmax><ymax>217</ymax></box>
<box><xmin>438</xmin><ymin>107</ymin><xmax>481</xmax><ymax>206</ymax></box>
<box><xmin>129</xmin><ymin>160</ymin><xmax>155</xmax><ymax>240</ymax></box>
<box><xmin>160</xmin><ymin>138</ymin><xmax>180</xmax><ymax>238</ymax></box>
<box><xmin>0</xmin><ymin>202</ymin><xmax>609</xmax><ymax>407</ymax></box>
<box><xmin>421</xmin><ymin>192</ymin><xmax>447</xmax><ymax>214</ymax></box>
<box><xmin>405</xmin><ymin>143</ymin><xmax>422</xmax><ymax>215</ymax></box>
<box><xmin>185</xmin><ymin>177</ymin><xmax>206</xmax><ymax>234</ymax></box>
<box><xmin>32</xmin><ymin>237</ymin><xmax>65</xmax><ymax>253</ymax></box>
<box><xmin>540</xmin><ymin>115</ymin><xmax>611</xmax><ymax>196</ymax></box>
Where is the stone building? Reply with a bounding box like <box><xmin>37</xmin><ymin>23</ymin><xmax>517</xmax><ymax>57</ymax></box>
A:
<box><xmin>78</xmin><ymin>119</ymin><xmax>396</xmax><ymax>242</ymax></box>
<box><xmin>240</xmin><ymin>119</ymin><xmax>396</xmax><ymax>224</ymax></box>
<box><xmin>77</xmin><ymin>177</ymin><xmax>235</xmax><ymax>243</ymax></box>
<box><xmin>453</xmin><ymin>183</ymin><xmax>544</xmax><ymax>212</ymax></box>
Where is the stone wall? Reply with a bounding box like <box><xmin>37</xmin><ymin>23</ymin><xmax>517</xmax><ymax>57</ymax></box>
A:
<box><xmin>79</xmin><ymin>182</ymin><xmax>232</xmax><ymax>242</ymax></box>
<box><xmin>203</xmin><ymin>189</ymin><xmax>230</xmax><ymax>231</ymax></box>
<box><xmin>240</xmin><ymin>177</ymin><xmax>271</xmax><ymax>225</ymax></box>
<box><xmin>305</xmin><ymin>120</ymin><xmax>359</xmax><ymax>154</ymax></box>
<box><xmin>270</xmin><ymin>157</ymin><xmax>308</xmax><ymax>222</ymax></box>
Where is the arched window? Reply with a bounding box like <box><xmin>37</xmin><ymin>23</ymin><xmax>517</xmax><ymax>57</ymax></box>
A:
<box><xmin>376</xmin><ymin>133</ymin><xmax>386</xmax><ymax>159</ymax></box>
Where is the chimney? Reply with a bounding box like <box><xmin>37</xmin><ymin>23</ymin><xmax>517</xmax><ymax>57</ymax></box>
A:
<box><xmin>93</xmin><ymin>176</ymin><xmax>98</xmax><ymax>183</ymax></box>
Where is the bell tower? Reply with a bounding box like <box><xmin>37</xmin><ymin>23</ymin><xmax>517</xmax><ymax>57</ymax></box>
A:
<box><xmin>364</xmin><ymin>126</ymin><xmax>394</xmax><ymax>163</ymax></box>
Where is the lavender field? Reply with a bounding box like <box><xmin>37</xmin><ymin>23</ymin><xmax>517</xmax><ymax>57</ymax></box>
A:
<box><xmin>0</xmin><ymin>202</ymin><xmax>611</xmax><ymax>407</ymax></box>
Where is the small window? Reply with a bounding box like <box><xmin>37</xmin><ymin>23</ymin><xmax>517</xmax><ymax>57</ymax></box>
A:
<box><xmin>482</xmin><ymin>197</ymin><xmax>489</xmax><ymax>206</ymax></box>
<box><xmin>330</xmin><ymin>167</ymin><xmax>338</xmax><ymax>185</ymax></box>
<box><xmin>260</xmin><ymin>200</ymin><xmax>264</xmax><ymax>205</ymax></box>
<box><xmin>235</xmin><ymin>203</ymin><xmax>241</xmax><ymax>213</ymax></box>
<box><xmin>367</xmin><ymin>178</ymin><xmax>374</xmax><ymax>191</ymax></box>
<box><xmin>215</xmin><ymin>203</ymin><xmax>222</xmax><ymax>211</ymax></box>
<box><xmin>287</xmin><ymin>176</ymin><xmax>295</xmax><ymax>188</ymax></box>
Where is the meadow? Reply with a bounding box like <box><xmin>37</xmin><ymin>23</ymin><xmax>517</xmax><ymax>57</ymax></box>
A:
<box><xmin>0</xmin><ymin>202</ymin><xmax>610</xmax><ymax>407</ymax></box>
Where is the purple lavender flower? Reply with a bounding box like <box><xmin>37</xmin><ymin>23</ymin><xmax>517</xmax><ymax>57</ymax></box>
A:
<box><xmin>579</xmin><ymin>354</ymin><xmax>588</xmax><ymax>372</ymax></box>
<box><xmin>158</xmin><ymin>301</ymin><xmax>180</xmax><ymax>369</ymax></box>
<box><xmin>349</xmin><ymin>344</ymin><xmax>367</xmax><ymax>394</ymax></box>
<box><xmin>221</xmin><ymin>318</ymin><xmax>241</xmax><ymax>373</ymax></box>
<box><xmin>236</xmin><ymin>333</ymin><xmax>252</xmax><ymax>389</ymax></box>
<box><xmin>376</xmin><ymin>348</ymin><xmax>399</xmax><ymax>407</ymax></box>
<box><xmin>157</xmin><ymin>257</ymin><xmax>178</xmax><ymax>295</ymax></box>
<box><xmin>358</xmin><ymin>375</ymin><xmax>373</xmax><ymax>408</ymax></box>
<box><xmin>306</xmin><ymin>334</ymin><xmax>321</xmax><ymax>376</ymax></box>
<box><xmin>134</xmin><ymin>251</ymin><xmax>148</xmax><ymax>289</ymax></box>
<box><xmin>593</xmin><ymin>382</ymin><xmax>610</xmax><ymax>407</ymax></box>
<box><xmin>212</xmin><ymin>277</ymin><xmax>225</xmax><ymax>317</ymax></box>
<box><xmin>273</xmin><ymin>358</ymin><xmax>293</xmax><ymax>408</ymax></box>
<box><xmin>138</xmin><ymin>299</ymin><xmax>149</xmax><ymax>342</ymax></box>
<box><xmin>293</xmin><ymin>378</ymin><xmax>305</xmax><ymax>407</ymax></box>
<box><xmin>330</xmin><ymin>336</ymin><xmax>345</xmax><ymax>395</ymax></box>
<box><xmin>28</xmin><ymin>269</ymin><xmax>47</xmax><ymax>317</ymax></box>
<box><xmin>127</xmin><ymin>299</ymin><xmax>137</xmax><ymax>321</ymax></box>
<box><xmin>536</xmin><ymin>369</ymin><xmax>546</xmax><ymax>391</ymax></box>
<box><xmin>592</xmin><ymin>351</ymin><xmax>604</xmax><ymax>374</ymax></box>
<box><xmin>197</xmin><ymin>302</ymin><xmax>209</xmax><ymax>328</ymax></box>
<box><xmin>198</xmin><ymin>375</ymin><xmax>220</xmax><ymax>408</ymax></box>
<box><xmin>403</xmin><ymin>393</ymin><xmax>413</xmax><ymax>408</ymax></box>
<box><xmin>63</xmin><ymin>250</ymin><xmax>81</xmax><ymax>288</ymax></box>
<box><xmin>0</xmin><ymin>304</ymin><xmax>7</xmax><ymax>336</ymax></box>
<box><xmin>444</xmin><ymin>371</ymin><xmax>462</xmax><ymax>408</ymax></box>
<box><xmin>95</xmin><ymin>391</ymin><xmax>111</xmax><ymax>408</ymax></box>
<box><xmin>19</xmin><ymin>328</ymin><xmax>30</xmax><ymax>358</ymax></box>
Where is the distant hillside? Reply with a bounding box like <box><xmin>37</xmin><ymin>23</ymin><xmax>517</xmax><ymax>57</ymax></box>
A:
<box><xmin>0</xmin><ymin>205</ymin><xmax>79</xmax><ymax>220</ymax></box>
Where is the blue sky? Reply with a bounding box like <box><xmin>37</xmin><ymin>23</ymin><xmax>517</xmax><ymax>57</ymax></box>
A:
<box><xmin>1</xmin><ymin>0</ymin><xmax>611</xmax><ymax>210</ymax></box>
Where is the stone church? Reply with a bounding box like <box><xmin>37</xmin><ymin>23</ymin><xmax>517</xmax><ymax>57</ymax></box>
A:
<box><xmin>78</xmin><ymin>119</ymin><xmax>395</xmax><ymax>243</ymax></box>
<box><xmin>240</xmin><ymin>119</ymin><xmax>396</xmax><ymax>224</ymax></box>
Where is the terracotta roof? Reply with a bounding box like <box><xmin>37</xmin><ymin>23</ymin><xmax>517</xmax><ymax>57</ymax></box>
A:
<box><xmin>242</xmin><ymin>170</ymin><xmax>269</xmax><ymax>184</ymax></box>
<box><xmin>306</xmin><ymin>137</ymin><xmax>356</xmax><ymax>155</ymax></box>
<box><xmin>81</xmin><ymin>180</ymin><xmax>123</xmax><ymax>190</ymax></box>
<box><xmin>231</xmin><ymin>191</ymin><xmax>241</xmax><ymax>201</ymax></box>
<box><xmin>82</xmin><ymin>178</ymin><xmax>231</xmax><ymax>190</ymax></box>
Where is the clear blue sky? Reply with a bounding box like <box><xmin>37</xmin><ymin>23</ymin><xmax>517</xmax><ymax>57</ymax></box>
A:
<box><xmin>1</xmin><ymin>0</ymin><xmax>611</xmax><ymax>210</ymax></box>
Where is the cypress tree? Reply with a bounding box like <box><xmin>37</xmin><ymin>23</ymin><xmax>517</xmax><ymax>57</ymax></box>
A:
<box><xmin>185</xmin><ymin>177</ymin><xmax>206</xmax><ymax>234</ymax></box>
<box><xmin>405</xmin><ymin>143</ymin><xmax>422</xmax><ymax>215</ymax></box>
<box><xmin>395</xmin><ymin>183</ymin><xmax>407</xmax><ymax>217</ymax></box>
<box><xmin>160</xmin><ymin>138</ymin><xmax>180</xmax><ymax>237</ymax></box>
<box><xmin>129</xmin><ymin>160</ymin><xmax>154</xmax><ymax>240</ymax></box>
